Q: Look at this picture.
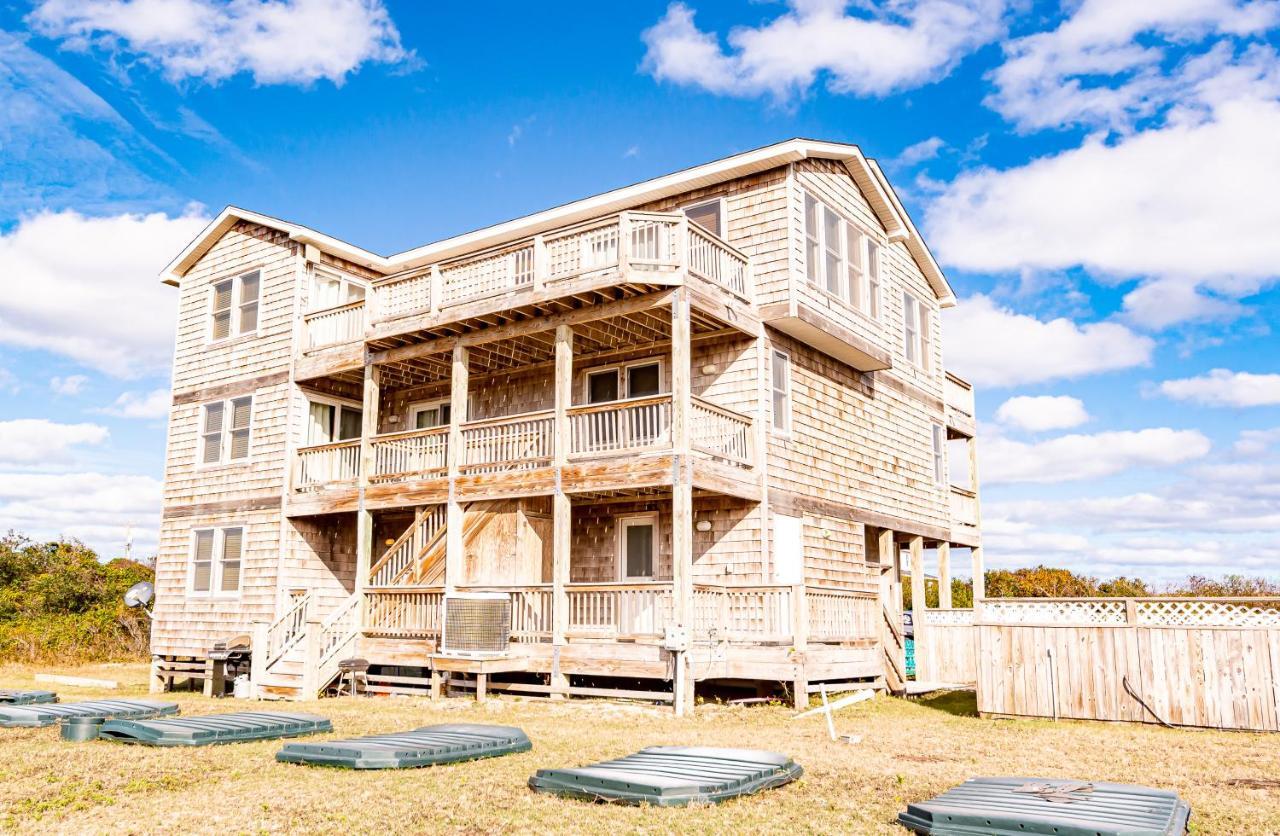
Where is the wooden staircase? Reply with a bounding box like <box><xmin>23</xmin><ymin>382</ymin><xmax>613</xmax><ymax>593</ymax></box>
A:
<box><xmin>368</xmin><ymin>500</ymin><xmax>518</xmax><ymax>587</ymax></box>
<box><xmin>251</xmin><ymin>591</ymin><xmax>363</xmax><ymax>700</ymax></box>
<box><xmin>881</xmin><ymin>604</ymin><xmax>907</xmax><ymax>695</ymax></box>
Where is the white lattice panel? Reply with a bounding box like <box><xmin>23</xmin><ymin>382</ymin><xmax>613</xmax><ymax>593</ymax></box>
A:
<box><xmin>921</xmin><ymin>609</ymin><xmax>974</xmax><ymax>626</ymax></box>
<box><xmin>983</xmin><ymin>600</ymin><xmax>1127</xmax><ymax>625</ymax></box>
<box><xmin>1137</xmin><ymin>600</ymin><xmax>1280</xmax><ymax>628</ymax></box>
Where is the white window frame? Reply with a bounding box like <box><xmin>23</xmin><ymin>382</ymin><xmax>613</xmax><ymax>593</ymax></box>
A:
<box><xmin>932</xmin><ymin>424</ymin><xmax>946</xmax><ymax>487</ymax></box>
<box><xmin>188</xmin><ymin>526</ymin><xmax>245</xmax><ymax>597</ymax></box>
<box><xmin>582</xmin><ymin>357</ymin><xmax>666</xmax><ymax>403</ymax></box>
<box><xmin>802</xmin><ymin>191</ymin><xmax>882</xmax><ymax>319</ymax></box>
<box><xmin>305</xmin><ymin>394</ymin><xmax>364</xmax><ymax>445</ymax></box>
<box><xmin>309</xmin><ymin>265</ymin><xmax>368</xmax><ymax>314</ymax></box>
<box><xmin>682</xmin><ymin>197</ymin><xmax>726</xmax><ymax>238</ymax></box>
<box><xmin>617</xmin><ymin>512</ymin><xmax>658</xmax><ymax>581</ymax></box>
<box><xmin>408</xmin><ymin>397</ymin><xmax>452</xmax><ymax>431</ymax></box>
<box><xmin>209</xmin><ymin>269</ymin><xmax>261</xmax><ymax>343</ymax></box>
<box><xmin>197</xmin><ymin>395</ymin><xmax>254</xmax><ymax>468</ymax></box>
<box><xmin>902</xmin><ymin>291</ymin><xmax>931</xmax><ymax>370</ymax></box>
<box><xmin>770</xmin><ymin>349</ymin><xmax>792</xmax><ymax>436</ymax></box>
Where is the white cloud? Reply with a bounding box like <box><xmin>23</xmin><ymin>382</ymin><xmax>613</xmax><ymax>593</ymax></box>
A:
<box><xmin>99</xmin><ymin>388</ymin><xmax>171</xmax><ymax>419</ymax></box>
<box><xmin>0</xmin><ymin>471</ymin><xmax>161</xmax><ymax>557</ymax></box>
<box><xmin>995</xmin><ymin>395</ymin><xmax>1089</xmax><ymax>431</ymax></box>
<box><xmin>987</xmin><ymin>1</ymin><xmax>1280</xmax><ymax>133</ymax></box>
<box><xmin>895</xmin><ymin>136</ymin><xmax>946</xmax><ymax>167</ymax></box>
<box><xmin>981</xmin><ymin>427</ymin><xmax>1211</xmax><ymax>484</ymax></box>
<box><xmin>50</xmin><ymin>374</ymin><xmax>88</xmax><ymax>395</ymax></box>
<box><xmin>0</xmin><ymin>208</ymin><xmax>208</xmax><ymax>377</ymax></box>
<box><xmin>0</xmin><ymin>418</ymin><xmax>109</xmax><ymax>465</ymax></box>
<box><xmin>928</xmin><ymin>97</ymin><xmax>1280</xmax><ymax>328</ymax></box>
<box><xmin>28</xmin><ymin>0</ymin><xmax>414</xmax><ymax>86</ymax></box>
<box><xmin>0</xmin><ymin>367</ymin><xmax>18</xmax><ymax>394</ymax></box>
<box><xmin>1158</xmin><ymin>368</ymin><xmax>1280</xmax><ymax>407</ymax></box>
<box><xmin>1234</xmin><ymin>427</ymin><xmax>1280</xmax><ymax>455</ymax></box>
<box><xmin>943</xmin><ymin>295</ymin><xmax>1153</xmax><ymax>387</ymax></box>
<box><xmin>640</xmin><ymin>0</ymin><xmax>1010</xmax><ymax>101</ymax></box>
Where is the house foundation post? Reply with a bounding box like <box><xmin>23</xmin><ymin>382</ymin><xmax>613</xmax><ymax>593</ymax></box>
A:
<box><xmin>670</xmin><ymin>290</ymin><xmax>695</xmax><ymax>716</ymax></box>
<box><xmin>445</xmin><ymin>345</ymin><xmax>468</xmax><ymax>594</ymax></box>
<box><xmin>550</xmin><ymin>324</ymin><xmax>572</xmax><ymax>699</ymax></box>
<box><xmin>937</xmin><ymin>542</ymin><xmax>952</xmax><ymax>609</ymax></box>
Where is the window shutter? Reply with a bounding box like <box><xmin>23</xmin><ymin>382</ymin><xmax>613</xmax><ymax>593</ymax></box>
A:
<box><xmin>192</xmin><ymin>530</ymin><xmax>214</xmax><ymax>592</ymax></box>
<box><xmin>211</xmin><ymin>280</ymin><xmax>233</xmax><ymax>340</ymax></box>
<box><xmin>220</xmin><ymin>528</ymin><xmax>243</xmax><ymax>592</ymax></box>
<box><xmin>684</xmin><ymin>201</ymin><xmax>721</xmax><ymax>237</ymax></box>
<box><xmin>202</xmin><ymin>402</ymin><xmax>224</xmax><ymax>464</ymax></box>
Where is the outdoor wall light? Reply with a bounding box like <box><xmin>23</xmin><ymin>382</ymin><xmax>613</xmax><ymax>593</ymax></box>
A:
<box><xmin>701</xmin><ymin>364</ymin><xmax>718</xmax><ymax>375</ymax></box>
<box><xmin>695</xmin><ymin>520</ymin><xmax>712</xmax><ymax>532</ymax></box>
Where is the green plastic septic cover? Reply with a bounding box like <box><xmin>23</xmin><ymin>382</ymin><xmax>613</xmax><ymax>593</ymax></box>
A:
<box><xmin>99</xmin><ymin>712</ymin><xmax>332</xmax><ymax>747</ymax></box>
<box><xmin>899</xmin><ymin>776</ymin><xmax>1192</xmax><ymax>835</ymax></box>
<box><xmin>277</xmin><ymin>723</ymin><xmax>532</xmax><ymax>769</ymax></box>
<box><xmin>0</xmin><ymin>699</ymin><xmax>178</xmax><ymax>728</ymax></box>
<box><xmin>0</xmin><ymin>690</ymin><xmax>58</xmax><ymax>705</ymax></box>
<box><xmin>529</xmin><ymin>746</ymin><xmax>803</xmax><ymax>807</ymax></box>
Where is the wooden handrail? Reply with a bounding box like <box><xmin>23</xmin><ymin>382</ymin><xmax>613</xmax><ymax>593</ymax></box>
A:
<box><xmin>567</xmin><ymin>582</ymin><xmax>673</xmax><ymax>592</ymax></box>
<box><xmin>689</xmin><ymin>395</ymin><xmax>751</xmax><ymax>424</ymax></box>
<box><xmin>373</xmin><ymin>426</ymin><xmax>449</xmax><ymax>442</ymax></box>
<box><xmin>566</xmin><ymin>393</ymin><xmax>672</xmax><ymax>417</ymax></box>
<box><xmin>460</xmin><ymin>408</ymin><xmax>554</xmax><ymax>430</ymax></box>
<box><xmin>296</xmin><ymin>438</ymin><xmax>361</xmax><ymax>454</ymax></box>
<box><xmin>303</xmin><ymin>298</ymin><xmax>365</xmax><ymax>320</ymax></box>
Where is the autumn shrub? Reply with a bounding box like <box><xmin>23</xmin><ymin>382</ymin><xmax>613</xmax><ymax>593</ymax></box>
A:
<box><xmin>0</xmin><ymin>533</ymin><xmax>152</xmax><ymax>663</ymax></box>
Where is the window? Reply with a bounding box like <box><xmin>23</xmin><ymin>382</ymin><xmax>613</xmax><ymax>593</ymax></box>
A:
<box><xmin>684</xmin><ymin>199</ymin><xmax>723</xmax><ymax>237</ymax></box>
<box><xmin>311</xmin><ymin>267</ymin><xmax>366</xmax><ymax>312</ymax></box>
<box><xmin>771</xmin><ymin>350</ymin><xmax>791</xmax><ymax>433</ymax></box>
<box><xmin>409</xmin><ymin>399</ymin><xmax>450</xmax><ymax>430</ymax></box>
<box><xmin>584</xmin><ymin>359</ymin><xmax>663</xmax><ymax>404</ymax></box>
<box><xmin>586</xmin><ymin>368</ymin><xmax>620</xmax><ymax>404</ymax></box>
<box><xmin>932</xmin><ymin>424</ymin><xmax>946</xmax><ymax>486</ymax></box>
<box><xmin>210</xmin><ymin>270</ymin><xmax>260</xmax><ymax>341</ymax></box>
<box><xmin>902</xmin><ymin>292</ymin><xmax>930</xmax><ymax>369</ymax></box>
<box><xmin>307</xmin><ymin>399</ymin><xmax>362</xmax><ymax>444</ymax></box>
<box><xmin>200</xmin><ymin>396</ymin><xmax>252</xmax><ymax>465</ymax></box>
<box><xmin>618</xmin><ymin>514</ymin><xmax>656</xmax><ymax>580</ymax></box>
<box><xmin>626</xmin><ymin>361</ymin><xmax>661</xmax><ymax>398</ymax></box>
<box><xmin>802</xmin><ymin>191</ymin><xmax>879</xmax><ymax>317</ymax></box>
<box><xmin>190</xmin><ymin>527</ymin><xmax>243</xmax><ymax>595</ymax></box>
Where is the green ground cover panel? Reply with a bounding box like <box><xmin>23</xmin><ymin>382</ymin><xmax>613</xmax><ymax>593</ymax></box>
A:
<box><xmin>276</xmin><ymin>723</ymin><xmax>531</xmax><ymax>769</ymax></box>
<box><xmin>0</xmin><ymin>690</ymin><xmax>58</xmax><ymax>705</ymax></box>
<box><xmin>899</xmin><ymin>776</ymin><xmax>1192</xmax><ymax>835</ymax></box>
<box><xmin>99</xmin><ymin>712</ymin><xmax>332</xmax><ymax>747</ymax></box>
<box><xmin>0</xmin><ymin>700</ymin><xmax>178</xmax><ymax>728</ymax></box>
<box><xmin>529</xmin><ymin>746</ymin><xmax>803</xmax><ymax>807</ymax></box>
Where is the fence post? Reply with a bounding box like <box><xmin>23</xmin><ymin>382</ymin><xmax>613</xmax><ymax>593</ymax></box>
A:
<box><xmin>1125</xmin><ymin>598</ymin><xmax>1138</xmax><ymax>626</ymax></box>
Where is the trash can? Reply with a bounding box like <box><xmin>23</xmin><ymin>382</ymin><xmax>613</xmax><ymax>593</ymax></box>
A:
<box><xmin>233</xmin><ymin>675</ymin><xmax>252</xmax><ymax>700</ymax></box>
<box><xmin>60</xmin><ymin>716</ymin><xmax>106</xmax><ymax>742</ymax></box>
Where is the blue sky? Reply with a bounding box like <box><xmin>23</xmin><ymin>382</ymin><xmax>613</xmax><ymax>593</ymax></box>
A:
<box><xmin>0</xmin><ymin>0</ymin><xmax>1277</xmax><ymax>582</ymax></box>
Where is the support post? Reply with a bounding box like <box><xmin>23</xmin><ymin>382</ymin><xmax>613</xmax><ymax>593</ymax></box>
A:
<box><xmin>445</xmin><ymin>345</ymin><xmax>469</xmax><ymax>593</ymax></box>
<box><xmin>670</xmin><ymin>290</ymin><xmax>694</xmax><ymax>715</ymax></box>
<box><xmin>971</xmin><ymin>546</ymin><xmax>985</xmax><ymax>617</ymax></box>
<box><xmin>355</xmin><ymin>363</ymin><xmax>379</xmax><ymax>596</ymax></box>
<box><xmin>910</xmin><ymin>535</ymin><xmax>926</xmax><ymax>680</ymax></box>
<box><xmin>937</xmin><ymin>542</ymin><xmax>952</xmax><ymax>609</ymax></box>
<box><xmin>791</xmin><ymin>582</ymin><xmax>809</xmax><ymax>709</ymax></box>
<box><xmin>149</xmin><ymin>657</ymin><xmax>165</xmax><ymax>695</ymax></box>
<box><xmin>550</xmin><ymin>325</ymin><xmax>572</xmax><ymax>698</ymax></box>
<box><xmin>249</xmin><ymin>621</ymin><xmax>268</xmax><ymax>699</ymax></box>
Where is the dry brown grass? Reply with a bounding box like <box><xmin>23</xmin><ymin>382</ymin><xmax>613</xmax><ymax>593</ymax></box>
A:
<box><xmin>1</xmin><ymin>663</ymin><xmax>1276</xmax><ymax>834</ymax></box>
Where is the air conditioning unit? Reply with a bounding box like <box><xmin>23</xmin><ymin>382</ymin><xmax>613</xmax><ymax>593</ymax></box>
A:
<box><xmin>441</xmin><ymin>593</ymin><xmax>512</xmax><ymax>657</ymax></box>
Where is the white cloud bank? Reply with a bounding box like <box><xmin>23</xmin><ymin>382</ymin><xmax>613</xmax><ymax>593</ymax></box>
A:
<box><xmin>981</xmin><ymin>427</ymin><xmax>1211</xmax><ymax>484</ymax></box>
<box><xmin>0</xmin><ymin>471</ymin><xmax>162</xmax><ymax>558</ymax></box>
<box><xmin>1158</xmin><ymin>368</ymin><xmax>1280</xmax><ymax>407</ymax></box>
<box><xmin>641</xmin><ymin>0</ymin><xmax>1009</xmax><ymax>100</ymax></box>
<box><xmin>99</xmin><ymin>388</ymin><xmax>171</xmax><ymax>419</ymax></box>
<box><xmin>0</xmin><ymin>418</ymin><xmax>109</xmax><ymax>465</ymax></box>
<box><xmin>995</xmin><ymin>395</ymin><xmax>1089</xmax><ymax>432</ymax></box>
<box><xmin>28</xmin><ymin>0</ymin><xmax>414</xmax><ymax>86</ymax></box>
<box><xmin>0</xmin><ymin>209</ymin><xmax>208</xmax><ymax>377</ymax></box>
<box><xmin>943</xmin><ymin>295</ymin><xmax>1153</xmax><ymax>388</ymax></box>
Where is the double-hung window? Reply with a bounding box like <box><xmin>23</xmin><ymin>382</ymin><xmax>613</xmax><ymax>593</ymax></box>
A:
<box><xmin>932</xmin><ymin>424</ymin><xmax>946</xmax><ymax>486</ymax></box>
<box><xmin>803</xmin><ymin>192</ymin><xmax>880</xmax><ymax>318</ymax></box>
<box><xmin>200</xmin><ymin>396</ymin><xmax>252</xmax><ymax>465</ymax></box>
<box><xmin>310</xmin><ymin>267</ymin><xmax>366</xmax><ymax>311</ymax></box>
<box><xmin>771</xmin><ymin>350</ymin><xmax>791</xmax><ymax>434</ymax></box>
<box><xmin>191</xmin><ymin>527</ymin><xmax>243</xmax><ymax>595</ymax></box>
<box><xmin>210</xmin><ymin>270</ymin><xmax>260</xmax><ymax>341</ymax></box>
<box><xmin>307</xmin><ymin>399</ymin><xmax>363</xmax><ymax>444</ymax></box>
<box><xmin>902</xmin><ymin>292</ymin><xmax>931</xmax><ymax>370</ymax></box>
<box><xmin>409</xmin><ymin>399</ymin><xmax>450</xmax><ymax>430</ymax></box>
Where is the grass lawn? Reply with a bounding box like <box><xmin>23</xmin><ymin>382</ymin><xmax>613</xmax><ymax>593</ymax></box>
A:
<box><xmin>0</xmin><ymin>663</ymin><xmax>1276</xmax><ymax>834</ymax></box>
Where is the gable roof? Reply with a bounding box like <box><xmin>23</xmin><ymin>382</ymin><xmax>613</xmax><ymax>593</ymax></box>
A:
<box><xmin>161</xmin><ymin>138</ymin><xmax>954</xmax><ymax>304</ymax></box>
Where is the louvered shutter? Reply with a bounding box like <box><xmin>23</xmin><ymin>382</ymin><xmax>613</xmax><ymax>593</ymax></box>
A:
<box><xmin>229</xmin><ymin>397</ymin><xmax>252</xmax><ymax>460</ymax></box>
<box><xmin>192</xmin><ymin>530</ymin><xmax>213</xmax><ymax>592</ymax></box>
<box><xmin>211</xmin><ymin>280</ymin><xmax>232</xmax><ymax>340</ymax></box>
<box><xmin>202</xmin><ymin>402</ymin><xmax>224</xmax><ymax>464</ymax></box>
<box><xmin>220</xmin><ymin>528</ymin><xmax>243</xmax><ymax>592</ymax></box>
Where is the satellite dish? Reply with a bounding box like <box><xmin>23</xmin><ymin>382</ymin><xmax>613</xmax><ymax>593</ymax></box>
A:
<box><xmin>125</xmin><ymin>581</ymin><xmax>155</xmax><ymax>618</ymax></box>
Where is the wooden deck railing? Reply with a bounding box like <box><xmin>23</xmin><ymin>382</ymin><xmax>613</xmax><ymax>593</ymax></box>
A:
<box><xmin>949</xmin><ymin>486</ymin><xmax>979</xmax><ymax>527</ymax></box>
<box><xmin>264</xmin><ymin>592</ymin><xmax>311</xmax><ymax>667</ymax></box>
<box><xmin>944</xmin><ymin>372</ymin><xmax>975</xmax><ymax>419</ymax></box>
<box><xmin>693</xmin><ymin>584</ymin><xmax>792</xmax><ymax>642</ymax></box>
<box><xmin>362</xmin><ymin>588</ymin><xmax>445</xmax><ymax>637</ymax></box>
<box><xmin>807</xmin><ymin>587</ymin><xmax>878</xmax><ymax>643</ymax></box>
<box><xmin>567</xmin><ymin>583</ymin><xmax>674</xmax><ymax>639</ymax></box>
<box><xmin>568</xmin><ymin>394</ymin><xmax>672</xmax><ymax>457</ymax></box>
<box><xmin>690</xmin><ymin>397</ymin><xmax>753</xmax><ymax>467</ymax></box>
<box><xmin>456</xmin><ymin>585</ymin><xmax>554</xmax><ymax>642</ymax></box>
<box><xmin>303</xmin><ymin>300</ymin><xmax>366</xmax><ymax>350</ymax></box>
<box><xmin>461</xmin><ymin>411</ymin><xmax>555</xmax><ymax>473</ymax></box>
<box><xmin>294</xmin><ymin>440</ymin><xmax>361</xmax><ymax>489</ymax></box>
<box><xmin>371</xmin><ymin>427</ymin><xmax>448</xmax><ymax>483</ymax></box>
<box><xmin>369</xmin><ymin>505</ymin><xmax>447</xmax><ymax>587</ymax></box>
<box><xmin>371</xmin><ymin>211</ymin><xmax>751</xmax><ymax>323</ymax></box>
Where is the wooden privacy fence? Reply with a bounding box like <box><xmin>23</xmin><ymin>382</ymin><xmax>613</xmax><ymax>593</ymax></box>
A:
<box><xmin>976</xmin><ymin>597</ymin><xmax>1280</xmax><ymax>732</ymax></box>
<box><xmin>915</xmin><ymin>608</ymin><xmax>977</xmax><ymax>685</ymax></box>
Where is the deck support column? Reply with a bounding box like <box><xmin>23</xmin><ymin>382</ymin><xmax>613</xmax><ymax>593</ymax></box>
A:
<box><xmin>355</xmin><ymin>363</ymin><xmax>380</xmax><ymax>598</ymax></box>
<box><xmin>910</xmin><ymin>535</ymin><xmax>926</xmax><ymax>681</ymax></box>
<box><xmin>550</xmin><ymin>324</ymin><xmax>572</xmax><ymax>699</ymax></box>
<box><xmin>971</xmin><ymin>546</ymin><xmax>985</xmax><ymax>616</ymax></box>
<box><xmin>445</xmin><ymin>345</ymin><xmax>469</xmax><ymax>594</ymax></box>
<box><xmin>937</xmin><ymin>542</ymin><xmax>952</xmax><ymax>609</ymax></box>
<box><xmin>671</xmin><ymin>289</ymin><xmax>695</xmax><ymax>716</ymax></box>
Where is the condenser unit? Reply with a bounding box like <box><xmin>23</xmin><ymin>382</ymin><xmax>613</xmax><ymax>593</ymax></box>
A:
<box><xmin>441</xmin><ymin>593</ymin><xmax>512</xmax><ymax>657</ymax></box>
